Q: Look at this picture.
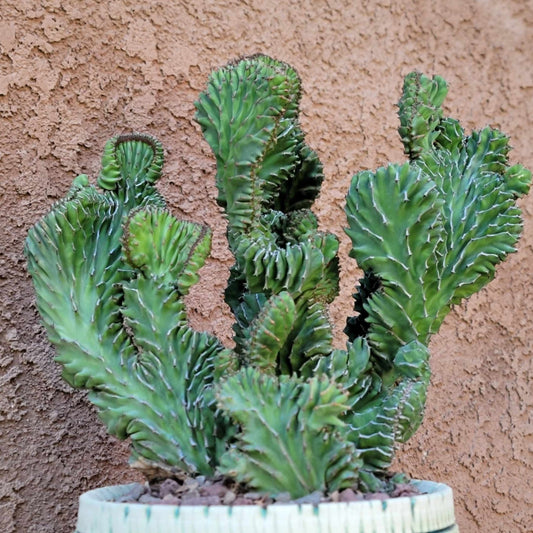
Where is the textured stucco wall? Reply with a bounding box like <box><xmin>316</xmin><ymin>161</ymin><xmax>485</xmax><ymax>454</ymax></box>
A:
<box><xmin>1</xmin><ymin>1</ymin><xmax>532</xmax><ymax>531</ymax></box>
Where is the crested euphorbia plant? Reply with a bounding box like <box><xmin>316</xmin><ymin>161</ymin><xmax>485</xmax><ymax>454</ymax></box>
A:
<box><xmin>25</xmin><ymin>55</ymin><xmax>530</xmax><ymax>497</ymax></box>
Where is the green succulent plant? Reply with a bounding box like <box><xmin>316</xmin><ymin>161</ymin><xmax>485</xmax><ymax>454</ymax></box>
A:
<box><xmin>25</xmin><ymin>55</ymin><xmax>531</xmax><ymax>497</ymax></box>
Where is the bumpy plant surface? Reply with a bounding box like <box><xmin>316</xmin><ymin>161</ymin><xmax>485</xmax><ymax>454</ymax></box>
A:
<box><xmin>25</xmin><ymin>55</ymin><xmax>531</xmax><ymax>496</ymax></box>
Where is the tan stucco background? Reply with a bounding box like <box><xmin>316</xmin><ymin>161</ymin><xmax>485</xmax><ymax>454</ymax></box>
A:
<box><xmin>1</xmin><ymin>1</ymin><xmax>532</xmax><ymax>531</ymax></box>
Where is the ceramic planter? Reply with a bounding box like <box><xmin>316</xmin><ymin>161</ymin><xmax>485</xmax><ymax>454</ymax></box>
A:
<box><xmin>74</xmin><ymin>480</ymin><xmax>458</xmax><ymax>533</ymax></box>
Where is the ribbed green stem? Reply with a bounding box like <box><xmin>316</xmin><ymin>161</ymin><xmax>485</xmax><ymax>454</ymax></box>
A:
<box><xmin>25</xmin><ymin>61</ymin><xmax>531</xmax><ymax>498</ymax></box>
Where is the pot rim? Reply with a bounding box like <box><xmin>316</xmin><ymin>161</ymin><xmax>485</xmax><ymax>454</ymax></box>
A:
<box><xmin>81</xmin><ymin>479</ymin><xmax>451</xmax><ymax>508</ymax></box>
<box><xmin>76</xmin><ymin>479</ymin><xmax>458</xmax><ymax>533</ymax></box>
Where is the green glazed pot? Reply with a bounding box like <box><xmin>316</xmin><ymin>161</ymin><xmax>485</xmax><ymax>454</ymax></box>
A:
<box><xmin>75</xmin><ymin>480</ymin><xmax>458</xmax><ymax>533</ymax></box>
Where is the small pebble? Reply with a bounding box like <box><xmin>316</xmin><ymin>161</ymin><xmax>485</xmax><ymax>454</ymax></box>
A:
<box><xmin>115</xmin><ymin>485</ymin><xmax>146</xmax><ymax>503</ymax></box>
<box><xmin>139</xmin><ymin>494</ymin><xmax>163</xmax><ymax>504</ymax></box>
<box><xmin>390</xmin><ymin>483</ymin><xmax>420</xmax><ymax>498</ymax></box>
<box><xmin>159</xmin><ymin>479</ymin><xmax>181</xmax><ymax>498</ymax></box>
<box><xmin>182</xmin><ymin>494</ymin><xmax>221</xmax><ymax>506</ymax></box>
<box><xmin>329</xmin><ymin>490</ymin><xmax>340</xmax><ymax>502</ymax></box>
<box><xmin>223</xmin><ymin>490</ymin><xmax>237</xmax><ymax>505</ymax></box>
<box><xmin>162</xmin><ymin>494</ymin><xmax>181</xmax><ymax>505</ymax></box>
<box><xmin>339</xmin><ymin>488</ymin><xmax>363</xmax><ymax>502</ymax></box>
<box><xmin>232</xmin><ymin>497</ymin><xmax>254</xmax><ymax>505</ymax></box>
<box><xmin>201</xmin><ymin>482</ymin><xmax>228</xmax><ymax>498</ymax></box>
<box><xmin>294</xmin><ymin>491</ymin><xmax>323</xmax><ymax>505</ymax></box>
<box><xmin>363</xmin><ymin>492</ymin><xmax>389</xmax><ymax>501</ymax></box>
<box><xmin>243</xmin><ymin>492</ymin><xmax>263</xmax><ymax>500</ymax></box>
<box><xmin>183</xmin><ymin>478</ymin><xmax>200</xmax><ymax>491</ymax></box>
